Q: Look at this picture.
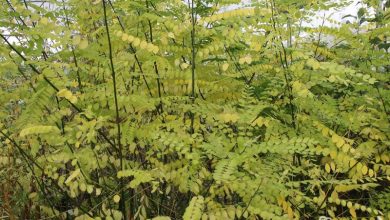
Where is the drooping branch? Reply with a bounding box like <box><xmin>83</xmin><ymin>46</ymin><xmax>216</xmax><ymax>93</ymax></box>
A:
<box><xmin>0</xmin><ymin>33</ymin><xmax>118</xmax><ymax>151</ymax></box>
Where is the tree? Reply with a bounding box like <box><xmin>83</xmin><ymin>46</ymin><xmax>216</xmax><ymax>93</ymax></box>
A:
<box><xmin>0</xmin><ymin>0</ymin><xmax>389</xmax><ymax>219</ymax></box>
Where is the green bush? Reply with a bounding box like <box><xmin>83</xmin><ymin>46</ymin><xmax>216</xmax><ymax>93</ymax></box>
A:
<box><xmin>0</xmin><ymin>0</ymin><xmax>389</xmax><ymax>219</ymax></box>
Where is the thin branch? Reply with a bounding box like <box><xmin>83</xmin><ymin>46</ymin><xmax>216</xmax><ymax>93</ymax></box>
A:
<box><xmin>314</xmin><ymin>13</ymin><xmax>326</xmax><ymax>58</ymax></box>
<box><xmin>107</xmin><ymin>0</ymin><xmax>153</xmax><ymax>98</ymax></box>
<box><xmin>0</xmin><ymin>33</ymin><xmax>118</xmax><ymax>151</ymax></box>
<box><xmin>102</xmin><ymin>0</ymin><xmax>126</xmax><ymax>217</ymax></box>
<box><xmin>189</xmin><ymin>0</ymin><xmax>196</xmax><ymax>134</ymax></box>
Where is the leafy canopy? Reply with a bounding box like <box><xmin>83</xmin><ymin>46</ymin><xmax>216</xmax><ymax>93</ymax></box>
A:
<box><xmin>0</xmin><ymin>0</ymin><xmax>389</xmax><ymax>219</ymax></box>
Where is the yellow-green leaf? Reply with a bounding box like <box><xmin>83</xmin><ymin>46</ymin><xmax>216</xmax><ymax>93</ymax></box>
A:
<box><xmin>20</xmin><ymin>125</ymin><xmax>59</xmax><ymax>137</ymax></box>
<box><xmin>361</xmin><ymin>165</ymin><xmax>368</xmax><ymax>175</ymax></box>
<box><xmin>57</xmin><ymin>89</ymin><xmax>77</xmax><ymax>104</ymax></box>
<box><xmin>65</xmin><ymin>169</ymin><xmax>80</xmax><ymax>185</ymax></box>
<box><xmin>113</xmin><ymin>195</ymin><xmax>120</xmax><ymax>203</ymax></box>
<box><xmin>325</xmin><ymin>163</ymin><xmax>331</xmax><ymax>173</ymax></box>
<box><xmin>79</xmin><ymin>39</ymin><xmax>88</xmax><ymax>49</ymax></box>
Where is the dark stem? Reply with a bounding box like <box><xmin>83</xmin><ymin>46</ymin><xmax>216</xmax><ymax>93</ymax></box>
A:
<box><xmin>62</xmin><ymin>0</ymin><xmax>83</xmax><ymax>92</ymax></box>
<box><xmin>107</xmin><ymin>0</ymin><xmax>153</xmax><ymax>98</ymax></box>
<box><xmin>0</xmin><ymin>32</ymin><xmax>119</xmax><ymax>152</ymax></box>
<box><xmin>269</xmin><ymin>1</ymin><xmax>296</xmax><ymax>130</ymax></box>
<box><xmin>102</xmin><ymin>0</ymin><xmax>126</xmax><ymax>217</ymax></box>
<box><xmin>0</xmin><ymin>130</ymin><xmax>92</xmax><ymax>218</ymax></box>
<box><xmin>189</xmin><ymin>0</ymin><xmax>196</xmax><ymax>134</ymax></box>
<box><xmin>314</xmin><ymin>13</ymin><xmax>326</xmax><ymax>58</ymax></box>
<box><xmin>154</xmin><ymin>61</ymin><xmax>164</xmax><ymax>113</ymax></box>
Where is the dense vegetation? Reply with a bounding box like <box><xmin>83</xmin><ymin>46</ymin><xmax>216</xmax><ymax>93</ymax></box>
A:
<box><xmin>0</xmin><ymin>0</ymin><xmax>389</xmax><ymax>219</ymax></box>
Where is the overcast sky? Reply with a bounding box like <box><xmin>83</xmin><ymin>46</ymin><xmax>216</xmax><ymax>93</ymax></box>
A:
<box><xmin>313</xmin><ymin>0</ymin><xmax>360</xmax><ymax>27</ymax></box>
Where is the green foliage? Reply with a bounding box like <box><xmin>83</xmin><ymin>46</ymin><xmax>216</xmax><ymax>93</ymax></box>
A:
<box><xmin>0</xmin><ymin>0</ymin><xmax>389</xmax><ymax>219</ymax></box>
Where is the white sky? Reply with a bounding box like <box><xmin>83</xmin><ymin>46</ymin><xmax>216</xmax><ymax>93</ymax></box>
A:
<box><xmin>312</xmin><ymin>0</ymin><xmax>360</xmax><ymax>27</ymax></box>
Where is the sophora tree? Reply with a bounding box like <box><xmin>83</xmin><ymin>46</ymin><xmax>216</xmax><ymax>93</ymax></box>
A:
<box><xmin>0</xmin><ymin>0</ymin><xmax>389</xmax><ymax>219</ymax></box>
